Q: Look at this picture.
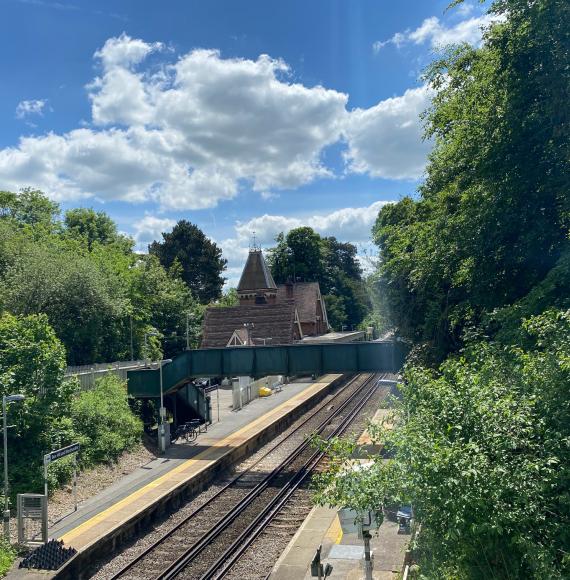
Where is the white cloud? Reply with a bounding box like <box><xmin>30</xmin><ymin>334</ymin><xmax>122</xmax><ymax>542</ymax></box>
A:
<box><xmin>1</xmin><ymin>34</ymin><xmax>430</xmax><ymax>208</ymax></box>
<box><xmin>454</xmin><ymin>2</ymin><xmax>476</xmax><ymax>18</ymax></box>
<box><xmin>132</xmin><ymin>215</ymin><xmax>176</xmax><ymax>247</ymax></box>
<box><xmin>94</xmin><ymin>33</ymin><xmax>163</xmax><ymax>70</ymax></box>
<box><xmin>220</xmin><ymin>200</ymin><xmax>393</xmax><ymax>287</ymax></box>
<box><xmin>234</xmin><ymin>200</ymin><xmax>391</xmax><ymax>245</ymax></box>
<box><xmin>344</xmin><ymin>85</ymin><xmax>433</xmax><ymax>180</ymax></box>
<box><xmin>373</xmin><ymin>11</ymin><xmax>501</xmax><ymax>52</ymax></box>
<box><xmin>15</xmin><ymin>99</ymin><xmax>47</xmax><ymax>119</ymax></box>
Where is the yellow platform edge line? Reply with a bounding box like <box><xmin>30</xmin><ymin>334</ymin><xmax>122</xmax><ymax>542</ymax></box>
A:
<box><xmin>61</xmin><ymin>374</ymin><xmax>342</xmax><ymax>546</ymax></box>
<box><xmin>324</xmin><ymin>514</ymin><xmax>343</xmax><ymax>544</ymax></box>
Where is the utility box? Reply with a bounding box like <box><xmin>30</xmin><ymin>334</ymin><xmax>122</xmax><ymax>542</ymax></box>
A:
<box><xmin>17</xmin><ymin>494</ymin><xmax>47</xmax><ymax>546</ymax></box>
<box><xmin>338</xmin><ymin>508</ymin><xmax>381</xmax><ymax>537</ymax></box>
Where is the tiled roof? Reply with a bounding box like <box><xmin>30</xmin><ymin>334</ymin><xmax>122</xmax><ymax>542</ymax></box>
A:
<box><xmin>276</xmin><ymin>282</ymin><xmax>321</xmax><ymax>322</ymax></box>
<box><xmin>201</xmin><ymin>302</ymin><xmax>296</xmax><ymax>348</ymax></box>
<box><xmin>237</xmin><ymin>250</ymin><xmax>277</xmax><ymax>292</ymax></box>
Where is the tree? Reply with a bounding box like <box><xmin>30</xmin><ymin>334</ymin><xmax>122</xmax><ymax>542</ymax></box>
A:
<box><xmin>317</xmin><ymin>1</ymin><xmax>570</xmax><ymax>577</ymax></box>
<box><xmin>372</xmin><ymin>0</ymin><xmax>569</xmax><ymax>361</ymax></box>
<box><xmin>0</xmin><ymin>313</ymin><xmax>72</xmax><ymax>496</ymax></box>
<box><xmin>210</xmin><ymin>288</ymin><xmax>239</xmax><ymax>308</ymax></box>
<box><xmin>130</xmin><ymin>255</ymin><xmax>200</xmax><ymax>358</ymax></box>
<box><xmin>270</xmin><ymin>227</ymin><xmax>323</xmax><ymax>283</ymax></box>
<box><xmin>0</xmin><ymin>237</ymin><xmax>129</xmax><ymax>365</ymax></box>
<box><xmin>313</xmin><ymin>309</ymin><xmax>570</xmax><ymax>579</ymax></box>
<box><xmin>0</xmin><ymin>188</ymin><xmax>59</xmax><ymax>229</ymax></box>
<box><xmin>71</xmin><ymin>375</ymin><xmax>142</xmax><ymax>465</ymax></box>
<box><xmin>64</xmin><ymin>207</ymin><xmax>131</xmax><ymax>251</ymax></box>
<box><xmin>149</xmin><ymin>220</ymin><xmax>227</xmax><ymax>303</ymax></box>
<box><xmin>267</xmin><ymin>227</ymin><xmax>370</xmax><ymax>330</ymax></box>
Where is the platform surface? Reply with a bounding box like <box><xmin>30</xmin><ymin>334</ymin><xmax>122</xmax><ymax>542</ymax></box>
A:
<box><xmin>49</xmin><ymin>375</ymin><xmax>341</xmax><ymax>554</ymax></box>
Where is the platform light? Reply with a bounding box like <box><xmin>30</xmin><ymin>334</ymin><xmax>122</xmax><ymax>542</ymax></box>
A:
<box><xmin>3</xmin><ymin>394</ymin><xmax>26</xmax><ymax>541</ymax></box>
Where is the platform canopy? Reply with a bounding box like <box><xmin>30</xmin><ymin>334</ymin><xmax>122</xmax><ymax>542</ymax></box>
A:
<box><xmin>127</xmin><ymin>341</ymin><xmax>407</xmax><ymax>398</ymax></box>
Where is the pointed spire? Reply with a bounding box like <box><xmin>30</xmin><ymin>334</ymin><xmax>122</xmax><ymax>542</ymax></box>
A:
<box><xmin>237</xmin><ymin>248</ymin><xmax>277</xmax><ymax>292</ymax></box>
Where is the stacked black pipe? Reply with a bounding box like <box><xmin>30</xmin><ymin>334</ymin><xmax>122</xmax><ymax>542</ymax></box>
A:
<box><xmin>19</xmin><ymin>539</ymin><xmax>77</xmax><ymax>570</ymax></box>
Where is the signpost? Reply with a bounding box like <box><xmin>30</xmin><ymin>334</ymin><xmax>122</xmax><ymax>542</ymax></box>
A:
<box><xmin>43</xmin><ymin>443</ymin><xmax>80</xmax><ymax>520</ymax></box>
<box><xmin>338</xmin><ymin>508</ymin><xmax>381</xmax><ymax>580</ymax></box>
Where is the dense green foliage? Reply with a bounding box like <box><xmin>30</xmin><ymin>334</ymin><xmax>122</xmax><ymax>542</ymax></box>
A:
<box><xmin>0</xmin><ymin>312</ymin><xmax>143</xmax><ymax>499</ymax></box>
<box><xmin>0</xmin><ymin>192</ymin><xmax>203</xmax><ymax>364</ymax></box>
<box><xmin>149</xmin><ymin>219</ymin><xmax>227</xmax><ymax>304</ymax></box>
<box><xmin>314</xmin><ymin>1</ymin><xmax>569</xmax><ymax>577</ymax></box>
<box><xmin>64</xmin><ymin>207</ymin><xmax>130</xmax><ymax>250</ymax></box>
<box><xmin>0</xmin><ymin>312</ymin><xmax>72</xmax><ymax>495</ymax></box>
<box><xmin>267</xmin><ymin>227</ymin><xmax>370</xmax><ymax>329</ymax></box>
<box><xmin>373</xmin><ymin>0</ymin><xmax>569</xmax><ymax>363</ymax></box>
<box><xmin>314</xmin><ymin>310</ymin><xmax>570</xmax><ymax>578</ymax></box>
<box><xmin>0</xmin><ymin>187</ymin><xmax>59</xmax><ymax>229</ymax></box>
<box><xmin>71</xmin><ymin>375</ymin><xmax>143</xmax><ymax>466</ymax></box>
<box><xmin>0</xmin><ymin>542</ymin><xmax>16</xmax><ymax>577</ymax></box>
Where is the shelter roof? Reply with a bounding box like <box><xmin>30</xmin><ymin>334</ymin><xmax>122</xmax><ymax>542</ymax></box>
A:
<box><xmin>201</xmin><ymin>302</ymin><xmax>296</xmax><ymax>348</ymax></box>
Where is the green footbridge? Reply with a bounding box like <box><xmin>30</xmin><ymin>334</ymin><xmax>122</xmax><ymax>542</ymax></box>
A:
<box><xmin>127</xmin><ymin>341</ymin><xmax>406</xmax><ymax>398</ymax></box>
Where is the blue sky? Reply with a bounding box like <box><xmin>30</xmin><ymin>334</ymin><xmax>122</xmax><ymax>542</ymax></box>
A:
<box><xmin>0</xmin><ymin>0</ymin><xmax>495</xmax><ymax>284</ymax></box>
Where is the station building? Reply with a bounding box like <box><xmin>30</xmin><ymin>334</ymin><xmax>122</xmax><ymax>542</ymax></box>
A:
<box><xmin>201</xmin><ymin>248</ymin><xmax>330</xmax><ymax>348</ymax></box>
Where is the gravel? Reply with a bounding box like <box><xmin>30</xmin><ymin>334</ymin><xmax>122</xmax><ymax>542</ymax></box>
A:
<box><xmin>48</xmin><ymin>439</ymin><xmax>158</xmax><ymax>527</ymax></box>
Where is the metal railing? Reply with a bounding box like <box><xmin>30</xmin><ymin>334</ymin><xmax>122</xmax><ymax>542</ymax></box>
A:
<box><xmin>64</xmin><ymin>360</ymin><xmax>148</xmax><ymax>391</ymax></box>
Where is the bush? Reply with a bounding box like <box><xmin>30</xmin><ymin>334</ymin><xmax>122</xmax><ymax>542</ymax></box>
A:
<box><xmin>0</xmin><ymin>541</ymin><xmax>15</xmax><ymax>576</ymax></box>
<box><xmin>313</xmin><ymin>309</ymin><xmax>570</xmax><ymax>578</ymax></box>
<box><xmin>71</xmin><ymin>374</ymin><xmax>143</xmax><ymax>466</ymax></box>
<box><xmin>0</xmin><ymin>312</ymin><xmax>72</xmax><ymax>497</ymax></box>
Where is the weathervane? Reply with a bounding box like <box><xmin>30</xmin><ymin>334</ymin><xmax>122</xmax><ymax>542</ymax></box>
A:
<box><xmin>250</xmin><ymin>231</ymin><xmax>260</xmax><ymax>251</ymax></box>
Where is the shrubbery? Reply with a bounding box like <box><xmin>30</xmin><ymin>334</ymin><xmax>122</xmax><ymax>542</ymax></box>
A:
<box><xmin>313</xmin><ymin>310</ymin><xmax>570</xmax><ymax>578</ymax></box>
<box><xmin>71</xmin><ymin>374</ymin><xmax>143</xmax><ymax>466</ymax></box>
<box><xmin>0</xmin><ymin>541</ymin><xmax>16</xmax><ymax>576</ymax></box>
<box><xmin>0</xmin><ymin>312</ymin><xmax>143</xmax><ymax>501</ymax></box>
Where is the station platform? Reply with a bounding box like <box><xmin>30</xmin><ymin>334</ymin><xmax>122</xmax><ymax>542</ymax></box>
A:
<box><xmin>270</xmin><ymin>394</ymin><xmax>408</xmax><ymax>580</ymax></box>
<box><xmin>29</xmin><ymin>374</ymin><xmax>343</xmax><ymax>579</ymax></box>
<box><xmin>270</xmin><ymin>505</ymin><xmax>409</xmax><ymax>580</ymax></box>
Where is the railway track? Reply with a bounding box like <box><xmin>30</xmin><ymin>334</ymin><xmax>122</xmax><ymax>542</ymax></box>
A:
<box><xmin>108</xmin><ymin>373</ymin><xmax>386</xmax><ymax>580</ymax></box>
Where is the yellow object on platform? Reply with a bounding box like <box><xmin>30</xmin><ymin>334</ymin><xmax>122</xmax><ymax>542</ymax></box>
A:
<box><xmin>258</xmin><ymin>386</ymin><xmax>272</xmax><ymax>397</ymax></box>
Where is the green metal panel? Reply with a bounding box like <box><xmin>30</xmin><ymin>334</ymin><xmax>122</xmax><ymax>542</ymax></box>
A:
<box><xmin>163</xmin><ymin>352</ymin><xmax>190</xmax><ymax>391</ymax></box>
<box><xmin>190</xmin><ymin>348</ymin><xmax>223</xmax><ymax>377</ymax></box>
<box><xmin>127</xmin><ymin>341</ymin><xmax>407</xmax><ymax>398</ymax></box>
<box><xmin>222</xmin><ymin>348</ymin><xmax>255</xmax><ymax>376</ymax></box>
<box><xmin>288</xmin><ymin>344</ymin><xmax>322</xmax><ymax>376</ymax></box>
<box><xmin>255</xmin><ymin>347</ymin><xmax>288</xmax><ymax>377</ymax></box>
<box><xmin>127</xmin><ymin>368</ymin><xmax>159</xmax><ymax>397</ymax></box>
<box><xmin>322</xmin><ymin>344</ymin><xmax>359</xmax><ymax>373</ymax></box>
<box><xmin>357</xmin><ymin>342</ymin><xmax>392</xmax><ymax>371</ymax></box>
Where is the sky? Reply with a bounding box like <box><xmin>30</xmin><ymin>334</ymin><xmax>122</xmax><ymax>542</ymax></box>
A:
<box><xmin>0</xmin><ymin>0</ymin><xmax>496</xmax><ymax>286</ymax></box>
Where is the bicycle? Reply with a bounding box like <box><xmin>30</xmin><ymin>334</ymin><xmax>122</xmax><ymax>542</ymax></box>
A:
<box><xmin>171</xmin><ymin>419</ymin><xmax>202</xmax><ymax>443</ymax></box>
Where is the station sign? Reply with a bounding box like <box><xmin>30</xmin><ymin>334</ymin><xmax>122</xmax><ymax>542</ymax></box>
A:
<box><xmin>44</xmin><ymin>443</ymin><xmax>80</xmax><ymax>465</ymax></box>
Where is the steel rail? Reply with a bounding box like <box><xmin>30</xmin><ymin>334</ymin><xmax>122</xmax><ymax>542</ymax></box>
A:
<box><xmin>200</xmin><ymin>375</ymin><xmax>380</xmax><ymax>580</ymax></box>
<box><xmin>110</xmin><ymin>373</ymin><xmax>372</xmax><ymax>580</ymax></box>
<box><xmin>162</xmin><ymin>374</ymin><xmax>380</xmax><ymax>580</ymax></box>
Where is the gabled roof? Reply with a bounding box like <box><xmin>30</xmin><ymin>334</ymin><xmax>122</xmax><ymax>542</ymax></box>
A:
<box><xmin>276</xmin><ymin>282</ymin><xmax>323</xmax><ymax>323</ymax></box>
<box><xmin>237</xmin><ymin>250</ymin><xmax>277</xmax><ymax>292</ymax></box>
<box><xmin>201</xmin><ymin>302</ymin><xmax>296</xmax><ymax>348</ymax></box>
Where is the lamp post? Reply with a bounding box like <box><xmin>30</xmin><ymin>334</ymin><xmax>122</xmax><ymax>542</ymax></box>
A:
<box><xmin>158</xmin><ymin>359</ymin><xmax>173</xmax><ymax>454</ymax></box>
<box><xmin>3</xmin><ymin>394</ymin><xmax>25</xmax><ymax>542</ymax></box>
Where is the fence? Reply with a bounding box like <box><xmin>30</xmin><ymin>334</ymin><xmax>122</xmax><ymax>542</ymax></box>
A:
<box><xmin>231</xmin><ymin>375</ymin><xmax>283</xmax><ymax>411</ymax></box>
<box><xmin>64</xmin><ymin>360</ymin><xmax>148</xmax><ymax>391</ymax></box>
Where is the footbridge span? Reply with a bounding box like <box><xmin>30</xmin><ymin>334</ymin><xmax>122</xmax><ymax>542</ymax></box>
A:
<box><xmin>127</xmin><ymin>340</ymin><xmax>406</xmax><ymax>398</ymax></box>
